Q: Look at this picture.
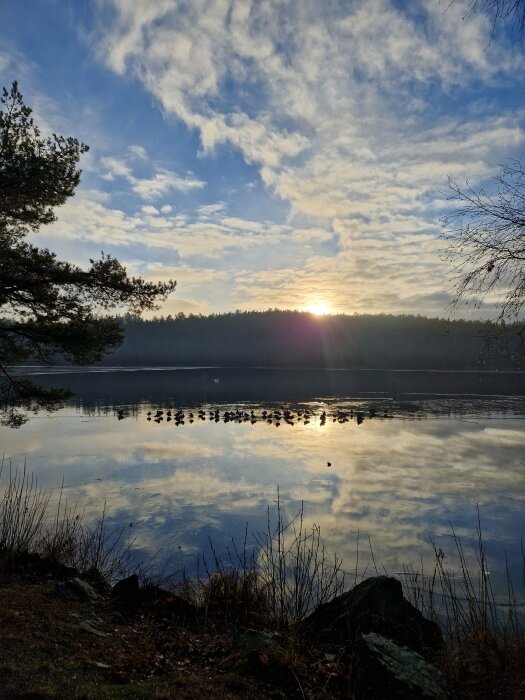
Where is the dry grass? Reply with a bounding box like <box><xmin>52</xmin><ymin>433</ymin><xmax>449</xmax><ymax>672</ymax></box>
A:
<box><xmin>0</xmin><ymin>459</ymin><xmax>49</xmax><ymax>556</ymax></box>
<box><xmin>0</xmin><ymin>461</ymin><xmax>139</xmax><ymax>584</ymax></box>
<box><xmin>254</xmin><ymin>492</ymin><xmax>346</xmax><ymax>625</ymax></box>
<box><xmin>402</xmin><ymin>511</ymin><xmax>525</xmax><ymax>698</ymax></box>
<box><xmin>185</xmin><ymin>493</ymin><xmax>345</xmax><ymax>629</ymax></box>
<box><xmin>39</xmin><ymin>498</ymin><xmax>138</xmax><ymax>583</ymax></box>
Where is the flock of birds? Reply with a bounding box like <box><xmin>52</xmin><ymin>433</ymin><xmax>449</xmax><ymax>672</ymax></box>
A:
<box><xmin>115</xmin><ymin>405</ymin><xmax>392</xmax><ymax>426</ymax></box>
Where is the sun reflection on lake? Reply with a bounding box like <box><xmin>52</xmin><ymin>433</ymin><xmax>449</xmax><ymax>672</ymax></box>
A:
<box><xmin>1</xmin><ymin>368</ymin><xmax>524</xmax><ymax>602</ymax></box>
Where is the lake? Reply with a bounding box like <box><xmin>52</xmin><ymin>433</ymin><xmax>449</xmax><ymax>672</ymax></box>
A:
<box><xmin>2</xmin><ymin>367</ymin><xmax>525</xmax><ymax>605</ymax></box>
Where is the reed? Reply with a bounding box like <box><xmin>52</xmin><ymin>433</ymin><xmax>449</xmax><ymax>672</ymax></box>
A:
<box><xmin>190</xmin><ymin>491</ymin><xmax>345</xmax><ymax>628</ymax></box>
<box><xmin>0</xmin><ymin>463</ymin><xmax>138</xmax><ymax>583</ymax></box>
<box><xmin>0</xmin><ymin>458</ymin><xmax>49</xmax><ymax>556</ymax></box>
<box><xmin>401</xmin><ymin>511</ymin><xmax>525</xmax><ymax>698</ymax></box>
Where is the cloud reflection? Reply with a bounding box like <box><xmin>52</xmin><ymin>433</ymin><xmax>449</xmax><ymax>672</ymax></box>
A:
<box><xmin>1</xmin><ymin>399</ymin><xmax>524</xmax><ymax>586</ymax></box>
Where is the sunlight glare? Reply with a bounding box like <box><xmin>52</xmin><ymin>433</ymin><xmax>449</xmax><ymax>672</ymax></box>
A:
<box><xmin>304</xmin><ymin>303</ymin><xmax>332</xmax><ymax>316</ymax></box>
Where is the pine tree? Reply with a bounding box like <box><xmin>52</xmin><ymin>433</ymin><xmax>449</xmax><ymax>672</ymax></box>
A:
<box><xmin>0</xmin><ymin>82</ymin><xmax>176</xmax><ymax>426</ymax></box>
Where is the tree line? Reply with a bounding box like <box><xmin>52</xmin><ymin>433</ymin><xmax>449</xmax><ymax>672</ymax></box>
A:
<box><xmin>91</xmin><ymin>311</ymin><xmax>521</xmax><ymax>370</ymax></box>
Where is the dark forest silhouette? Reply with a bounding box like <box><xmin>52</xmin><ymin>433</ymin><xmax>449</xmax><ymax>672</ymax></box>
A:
<box><xmin>90</xmin><ymin>311</ymin><xmax>521</xmax><ymax>370</ymax></box>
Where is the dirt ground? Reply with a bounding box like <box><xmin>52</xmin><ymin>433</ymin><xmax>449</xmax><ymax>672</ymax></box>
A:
<box><xmin>0</xmin><ymin>578</ymin><xmax>344</xmax><ymax>699</ymax></box>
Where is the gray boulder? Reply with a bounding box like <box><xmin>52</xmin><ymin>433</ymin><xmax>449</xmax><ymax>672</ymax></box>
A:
<box><xmin>56</xmin><ymin>577</ymin><xmax>98</xmax><ymax>602</ymax></box>
<box><xmin>234</xmin><ymin>629</ymin><xmax>284</xmax><ymax>660</ymax></box>
<box><xmin>233</xmin><ymin>629</ymin><xmax>289</xmax><ymax>676</ymax></box>
<box><xmin>351</xmin><ymin>632</ymin><xmax>450</xmax><ymax>699</ymax></box>
<box><xmin>302</xmin><ymin>576</ymin><xmax>443</xmax><ymax>659</ymax></box>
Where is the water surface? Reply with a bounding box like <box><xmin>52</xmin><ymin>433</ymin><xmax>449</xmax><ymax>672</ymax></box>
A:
<box><xmin>2</xmin><ymin>367</ymin><xmax>525</xmax><ymax>601</ymax></box>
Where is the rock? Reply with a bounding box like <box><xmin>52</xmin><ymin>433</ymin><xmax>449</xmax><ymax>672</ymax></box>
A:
<box><xmin>84</xmin><ymin>660</ymin><xmax>111</xmax><ymax>669</ymax></box>
<box><xmin>79</xmin><ymin>620</ymin><xmax>109</xmax><ymax>637</ymax></box>
<box><xmin>82</xmin><ymin>565</ymin><xmax>111</xmax><ymax>595</ymax></box>
<box><xmin>111</xmin><ymin>575</ymin><xmax>197</xmax><ymax>621</ymax></box>
<box><xmin>1</xmin><ymin>549</ymin><xmax>78</xmax><ymax>580</ymax></box>
<box><xmin>302</xmin><ymin>576</ymin><xmax>443</xmax><ymax>659</ymax></box>
<box><xmin>142</xmin><ymin>584</ymin><xmax>198</xmax><ymax>622</ymax></box>
<box><xmin>351</xmin><ymin>632</ymin><xmax>450</xmax><ymax>699</ymax></box>
<box><xmin>234</xmin><ymin>629</ymin><xmax>283</xmax><ymax>656</ymax></box>
<box><xmin>56</xmin><ymin>577</ymin><xmax>98</xmax><ymax>602</ymax></box>
<box><xmin>234</xmin><ymin>629</ymin><xmax>286</xmax><ymax>669</ymax></box>
<box><xmin>111</xmin><ymin>574</ymin><xmax>141</xmax><ymax>604</ymax></box>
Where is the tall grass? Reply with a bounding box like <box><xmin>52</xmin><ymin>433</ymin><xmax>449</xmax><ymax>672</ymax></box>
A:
<box><xmin>401</xmin><ymin>512</ymin><xmax>525</xmax><ymax>698</ymax></box>
<box><xmin>254</xmin><ymin>491</ymin><xmax>345</xmax><ymax>625</ymax></box>
<box><xmin>0</xmin><ymin>458</ymin><xmax>49</xmax><ymax>555</ymax></box>
<box><xmin>0</xmin><ymin>461</ymin><xmax>138</xmax><ymax>582</ymax></box>
<box><xmin>184</xmin><ymin>492</ymin><xmax>345</xmax><ymax>628</ymax></box>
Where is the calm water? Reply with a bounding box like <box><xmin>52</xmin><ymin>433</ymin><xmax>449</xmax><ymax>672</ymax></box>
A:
<box><xmin>2</xmin><ymin>367</ymin><xmax>525</xmax><ymax>601</ymax></box>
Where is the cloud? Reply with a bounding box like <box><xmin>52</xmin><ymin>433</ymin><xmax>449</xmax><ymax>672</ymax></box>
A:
<box><xmin>36</xmin><ymin>184</ymin><xmax>469</xmax><ymax>316</ymax></box>
<box><xmin>92</xmin><ymin>1</ymin><xmax>524</xmax><ymax>228</ymax></box>
<box><xmin>19</xmin><ymin>0</ymin><xmax>525</xmax><ymax>316</ymax></box>
<box><xmin>197</xmin><ymin>202</ymin><xmax>226</xmax><ymax>218</ymax></box>
<box><xmin>141</xmin><ymin>205</ymin><xmax>159</xmax><ymax>215</ymax></box>
<box><xmin>128</xmin><ymin>144</ymin><xmax>147</xmax><ymax>159</ymax></box>
<box><xmin>131</xmin><ymin>167</ymin><xmax>205</xmax><ymax>199</ymax></box>
<box><xmin>43</xmin><ymin>190</ymin><xmax>291</xmax><ymax>263</ymax></box>
<box><xmin>0</xmin><ymin>50</ymin><xmax>11</xmax><ymax>73</ymax></box>
<box><xmin>221</xmin><ymin>217</ymin><xmax>264</xmax><ymax>232</ymax></box>
<box><xmin>101</xmin><ymin>156</ymin><xmax>133</xmax><ymax>180</ymax></box>
<box><xmin>100</xmin><ymin>153</ymin><xmax>206</xmax><ymax>200</ymax></box>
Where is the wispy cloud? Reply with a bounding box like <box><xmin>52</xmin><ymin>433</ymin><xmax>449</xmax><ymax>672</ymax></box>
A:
<box><xmin>100</xmin><ymin>152</ymin><xmax>206</xmax><ymax>200</ymax></box>
<box><xmin>100</xmin><ymin>155</ymin><xmax>132</xmax><ymax>180</ymax></box>
<box><xmin>7</xmin><ymin>0</ymin><xmax>524</xmax><ymax>315</ymax></box>
<box><xmin>92</xmin><ymin>0</ymin><xmax>524</xmax><ymax>226</ymax></box>
<box><xmin>131</xmin><ymin>168</ymin><xmax>205</xmax><ymax>200</ymax></box>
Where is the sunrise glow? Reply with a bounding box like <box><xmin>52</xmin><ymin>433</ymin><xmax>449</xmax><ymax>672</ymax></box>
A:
<box><xmin>304</xmin><ymin>303</ymin><xmax>332</xmax><ymax>316</ymax></box>
<box><xmin>3</xmin><ymin>2</ymin><xmax>522</xmax><ymax>320</ymax></box>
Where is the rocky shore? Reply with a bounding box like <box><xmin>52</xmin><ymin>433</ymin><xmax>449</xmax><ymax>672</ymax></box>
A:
<box><xmin>0</xmin><ymin>551</ymin><xmax>453</xmax><ymax>699</ymax></box>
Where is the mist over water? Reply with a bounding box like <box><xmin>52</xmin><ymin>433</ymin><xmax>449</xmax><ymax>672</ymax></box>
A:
<box><xmin>2</xmin><ymin>367</ymin><xmax>525</xmax><ymax>605</ymax></box>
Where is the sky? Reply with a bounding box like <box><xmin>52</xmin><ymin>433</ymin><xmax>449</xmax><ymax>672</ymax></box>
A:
<box><xmin>1</xmin><ymin>0</ymin><xmax>524</xmax><ymax>318</ymax></box>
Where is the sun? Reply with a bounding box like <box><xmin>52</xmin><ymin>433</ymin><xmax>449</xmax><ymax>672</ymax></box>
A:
<box><xmin>304</xmin><ymin>303</ymin><xmax>332</xmax><ymax>316</ymax></box>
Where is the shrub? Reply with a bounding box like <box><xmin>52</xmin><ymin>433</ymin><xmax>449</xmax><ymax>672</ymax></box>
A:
<box><xmin>0</xmin><ymin>459</ymin><xmax>49</xmax><ymax>556</ymax></box>
<box><xmin>193</xmin><ymin>493</ymin><xmax>345</xmax><ymax>628</ymax></box>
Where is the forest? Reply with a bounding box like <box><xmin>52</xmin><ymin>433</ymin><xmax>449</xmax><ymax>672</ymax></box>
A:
<box><xmin>90</xmin><ymin>311</ymin><xmax>522</xmax><ymax>370</ymax></box>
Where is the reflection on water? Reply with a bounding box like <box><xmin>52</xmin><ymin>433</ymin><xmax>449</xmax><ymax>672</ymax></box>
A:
<box><xmin>139</xmin><ymin>404</ymin><xmax>386</xmax><ymax>426</ymax></box>
<box><xmin>1</xmin><ymin>368</ymin><xmax>525</xmax><ymax>605</ymax></box>
<box><xmin>11</xmin><ymin>365</ymin><xmax>525</xmax><ymax>405</ymax></box>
